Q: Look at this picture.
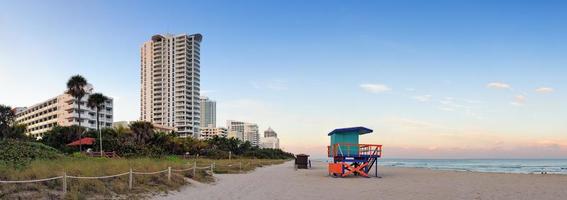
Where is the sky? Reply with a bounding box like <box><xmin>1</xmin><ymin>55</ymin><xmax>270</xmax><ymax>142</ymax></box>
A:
<box><xmin>1</xmin><ymin>0</ymin><xmax>567</xmax><ymax>158</ymax></box>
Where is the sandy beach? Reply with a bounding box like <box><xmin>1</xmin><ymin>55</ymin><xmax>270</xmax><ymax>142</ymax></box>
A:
<box><xmin>156</xmin><ymin>161</ymin><xmax>567</xmax><ymax>200</ymax></box>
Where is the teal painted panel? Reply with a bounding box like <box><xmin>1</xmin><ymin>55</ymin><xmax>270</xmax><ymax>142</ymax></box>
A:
<box><xmin>330</xmin><ymin>131</ymin><xmax>359</xmax><ymax>156</ymax></box>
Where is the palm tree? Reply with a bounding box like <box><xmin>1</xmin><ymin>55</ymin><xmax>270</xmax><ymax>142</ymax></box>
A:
<box><xmin>129</xmin><ymin>121</ymin><xmax>155</xmax><ymax>145</ymax></box>
<box><xmin>66</xmin><ymin>75</ymin><xmax>88</xmax><ymax>151</ymax></box>
<box><xmin>87</xmin><ymin>93</ymin><xmax>109</xmax><ymax>156</ymax></box>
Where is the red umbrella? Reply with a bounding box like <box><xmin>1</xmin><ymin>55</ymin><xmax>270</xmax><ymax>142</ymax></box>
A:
<box><xmin>67</xmin><ymin>137</ymin><xmax>96</xmax><ymax>146</ymax></box>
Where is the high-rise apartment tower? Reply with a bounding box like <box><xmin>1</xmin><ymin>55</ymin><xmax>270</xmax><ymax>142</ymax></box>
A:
<box><xmin>199</xmin><ymin>96</ymin><xmax>216</xmax><ymax>128</ymax></box>
<box><xmin>141</xmin><ymin>33</ymin><xmax>202</xmax><ymax>137</ymax></box>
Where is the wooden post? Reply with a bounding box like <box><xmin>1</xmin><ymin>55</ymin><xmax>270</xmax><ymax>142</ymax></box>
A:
<box><xmin>167</xmin><ymin>167</ymin><xmax>172</xmax><ymax>182</ymax></box>
<box><xmin>193</xmin><ymin>162</ymin><xmax>197</xmax><ymax>177</ymax></box>
<box><xmin>128</xmin><ymin>168</ymin><xmax>133</xmax><ymax>190</ymax></box>
<box><xmin>229</xmin><ymin>151</ymin><xmax>232</xmax><ymax>160</ymax></box>
<box><xmin>375</xmin><ymin>160</ymin><xmax>378</xmax><ymax>177</ymax></box>
<box><xmin>239</xmin><ymin>161</ymin><xmax>242</xmax><ymax>173</ymax></box>
<box><xmin>210</xmin><ymin>163</ymin><xmax>214</xmax><ymax>175</ymax></box>
<box><xmin>62</xmin><ymin>172</ymin><xmax>67</xmax><ymax>196</ymax></box>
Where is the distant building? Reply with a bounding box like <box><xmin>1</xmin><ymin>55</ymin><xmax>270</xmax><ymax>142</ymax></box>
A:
<box><xmin>200</xmin><ymin>126</ymin><xmax>228</xmax><ymax>140</ymax></box>
<box><xmin>227</xmin><ymin>120</ymin><xmax>260</xmax><ymax>146</ymax></box>
<box><xmin>140</xmin><ymin>33</ymin><xmax>203</xmax><ymax>138</ymax></box>
<box><xmin>199</xmin><ymin>96</ymin><xmax>216</xmax><ymax>128</ymax></box>
<box><xmin>264</xmin><ymin>127</ymin><xmax>277</xmax><ymax>138</ymax></box>
<box><xmin>227</xmin><ymin>120</ymin><xmax>245</xmax><ymax>139</ymax></box>
<box><xmin>15</xmin><ymin>84</ymin><xmax>114</xmax><ymax>138</ymax></box>
<box><xmin>260</xmin><ymin>137</ymin><xmax>280</xmax><ymax>149</ymax></box>
<box><xmin>260</xmin><ymin>127</ymin><xmax>280</xmax><ymax>149</ymax></box>
<box><xmin>244</xmin><ymin>123</ymin><xmax>260</xmax><ymax>147</ymax></box>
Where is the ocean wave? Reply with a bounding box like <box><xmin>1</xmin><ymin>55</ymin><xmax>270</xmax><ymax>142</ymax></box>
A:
<box><xmin>499</xmin><ymin>165</ymin><xmax>522</xmax><ymax>169</ymax></box>
<box><xmin>379</xmin><ymin>159</ymin><xmax>567</xmax><ymax>174</ymax></box>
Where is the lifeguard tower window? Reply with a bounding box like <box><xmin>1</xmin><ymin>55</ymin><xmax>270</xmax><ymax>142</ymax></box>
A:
<box><xmin>329</xmin><ymin>127</ymin><xmax>372</xmax><ymax>156</ymax></box>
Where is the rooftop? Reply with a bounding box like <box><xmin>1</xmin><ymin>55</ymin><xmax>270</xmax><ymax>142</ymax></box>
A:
<box><xmin>328</xmin><ymin>127</ymin><xmax>373</xmax><ymax>136</ymax></box>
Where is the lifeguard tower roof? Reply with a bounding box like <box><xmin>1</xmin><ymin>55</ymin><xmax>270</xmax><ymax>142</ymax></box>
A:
<box><xmin>328</xmin><ymin>127</ymin><xmax>373</xmax><ymax>136</ymax></box>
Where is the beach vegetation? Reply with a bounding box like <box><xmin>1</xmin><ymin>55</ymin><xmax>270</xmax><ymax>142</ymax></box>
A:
<box><xmin>0</xmin><ymin>157</ymin><xmax>286</xmax><ymax>199</ymax></box>
<box><xmin>0</xmin><ymin>140</ymin><xmax>63</xmax><ymax>168</ymax></box>
<box><xmin>41</xmin><ymin>125</ymin><xmax>84</xmax><ymax>154</ymax></box>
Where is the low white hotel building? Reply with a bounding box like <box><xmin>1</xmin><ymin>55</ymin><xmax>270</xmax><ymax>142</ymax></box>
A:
<box><xmin>199</xmin><ymin>125</ymin><xmax>228</xmax><ymax>140</ymax></box>
<box><xmin>15</xmin><ymin>85</ymin><xmax>113</xmax><ymax>138</ymax></box>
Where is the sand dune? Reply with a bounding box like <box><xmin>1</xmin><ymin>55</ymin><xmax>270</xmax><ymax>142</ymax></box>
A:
<box><xmin>156</xmin><ymin>161</ymin><xmax>567</xmax><ymax>200</ymax></box>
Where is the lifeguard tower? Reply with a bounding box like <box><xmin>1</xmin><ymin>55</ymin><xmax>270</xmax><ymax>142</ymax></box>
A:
<box><xmin>327</xmin><ymin>127</ymin><xmax>382</xmax><ymax>177</ymax></box>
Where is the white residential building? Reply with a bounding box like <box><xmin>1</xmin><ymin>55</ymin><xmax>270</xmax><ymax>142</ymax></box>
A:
<box><xmin>260</xmin><ymin>127</ymin><xmax>280</xmax><ymax>149</ymax></box>
<box><xmin>227</xmin><ymin>120</ymin><xmax>260</xmax><ymax>146</ymax></box>
<box><xmin>244</xmin><ymin>124</ymin><xmax>260</xmax><ymax>147</ymax></box>
<box><xmin>199</xmin><ymin>96</ymin><xmax>216</xmax><ymax>128</ymax></box>
<box><xmin>227</xmin><ymin>120</ymin><xmax>244</xmax><ymax>139</ymax></box>
<box><xmin>199</xmin><ymin>126</ymin><xmax>228</xmax><ymax>140</ymax></box>
<box><xmin>140</xmin><ymin>33</ymin><xmax>202</xmax><ymax>138</ymax></box>
<box><xmin>15</xmin><ymin>84</ymin><xmax>113</xmax><ymax>138</ymax></box>
<box><xmin>260</xmin><ymin>137</ymin><xmax>280</xmax><ymax>149</ymax></box>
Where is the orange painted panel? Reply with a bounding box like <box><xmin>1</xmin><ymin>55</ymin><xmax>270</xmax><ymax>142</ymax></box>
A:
<box><xmin>328</xmin><ymin>163</ymin><xmax>343</xmax><ymax>174</ymax></box>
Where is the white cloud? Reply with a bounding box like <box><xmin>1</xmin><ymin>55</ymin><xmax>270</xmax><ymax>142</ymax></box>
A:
<box><xmin>510</xmin><ymin>95</ymin><xmax>526</xmax><ymax>106</ymax></box>
<box><xmin>486</xmin><ymin>82</ymin><xmax>511</xmax><ymax>89</ymax></box>
<box><xmin>535</xmin><ymin>87</ymin><xmax>554</xmax><ymax>94</ymax></box>
<box><xmin>359</xmin><ymin>83</ymin><xmax>391</xmax><ymax>93</ymax></box>
<box><xmin>412</xmin><ymin>95</ymin><xmax>432</xmax><ymax>102</ymax></box>
<box><xmin>515</xmin><ymin>95</ymin><xmax>526</xmax><ymax>102</ymax></box>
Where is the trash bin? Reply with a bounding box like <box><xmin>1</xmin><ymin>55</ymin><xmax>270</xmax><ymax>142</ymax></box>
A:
<box><xmin>295</xmin><ymin>154</ymin><xmax>310</xmax><ymax>169</ymax></box>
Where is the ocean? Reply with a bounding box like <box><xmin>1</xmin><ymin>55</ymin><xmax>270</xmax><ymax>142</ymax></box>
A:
<box><xmin>376</xmin><ymin>159</ymin><xmax>567</xmax><ymax>174</ymax></box>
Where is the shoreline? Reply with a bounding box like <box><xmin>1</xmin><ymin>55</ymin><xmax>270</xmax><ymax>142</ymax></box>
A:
<box><xmin>379</xmin><ymin>165</ymin><xmax>567</xmax><ymax>175</ymax></box>
<box><xmin>157</xmin><ymin>160</ymin><xmax>567</xmax><ymax>200</ymax></box>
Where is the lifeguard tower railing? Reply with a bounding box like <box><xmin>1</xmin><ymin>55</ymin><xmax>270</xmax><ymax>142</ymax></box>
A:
<box><xmin>327</xmin><ymin>143</ymin><xmax>382</xmax><ymax>159</ymax></box>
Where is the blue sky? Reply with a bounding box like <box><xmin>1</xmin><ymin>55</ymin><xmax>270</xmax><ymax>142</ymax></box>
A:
<box><xmin>1</xmin><ymin>0</ymin><xmax>566</xmax><ymax>158</ymax></box>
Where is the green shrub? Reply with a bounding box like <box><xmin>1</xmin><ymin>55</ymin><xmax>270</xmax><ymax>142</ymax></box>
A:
<box><xmin>201</xmin><ymin>149</ymin><xmax>230</xmax><ymax>159</ymax></box>
<box><xmin>0</xmin><ymin>140</ymin><xmax>63</xmax><ymax>168</ymax></box>
<box><xmin>40</xmin><ymin>125</ymin><xmax>83</xmax><ymax>153</ymax></box>
<box><xmin>242</xmin><ymin>148</ymin><xmax>295</xmax><ymax>159</ymax></box>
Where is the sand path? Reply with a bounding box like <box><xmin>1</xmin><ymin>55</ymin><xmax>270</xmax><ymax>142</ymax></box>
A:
<box><xmin>156</xmin><ymin>161</ymin><xmax>567</xmax><ymax>200</ymax></box>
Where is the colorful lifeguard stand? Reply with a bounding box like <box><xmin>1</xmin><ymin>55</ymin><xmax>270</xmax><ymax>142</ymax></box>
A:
<box><xmin>327</xmin><ymin>127</ymin><xmax>382</xmax><ymax>177</ymax></box>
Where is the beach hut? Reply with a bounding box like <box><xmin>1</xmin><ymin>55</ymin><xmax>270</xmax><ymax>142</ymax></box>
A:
<box><xmin>327</xmin><ymin>127</ymin><xmax>382</xmax><ymax>177</ymax></box>
<box><xmin>295</xmin><ymin>154</ymin><xmax>311</xmax><ymax>169</ymax></box>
